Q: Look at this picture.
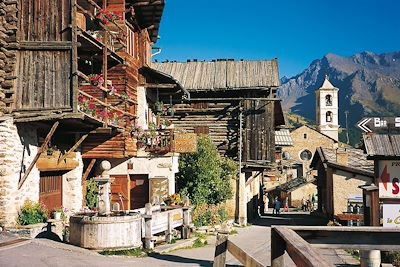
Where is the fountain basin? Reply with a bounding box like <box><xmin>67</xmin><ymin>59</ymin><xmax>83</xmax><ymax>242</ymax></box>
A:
<box><xmin>69</xmin><ymin>213</ymin><xmax>142</xmax><ymax>250</ymax></box>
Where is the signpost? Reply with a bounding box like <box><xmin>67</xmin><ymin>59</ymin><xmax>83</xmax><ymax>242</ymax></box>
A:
<box><xmin>378</xmin><ymin>160</ymin><xmax>400</xmax><ymax>199</ymax></box>
<box><xmin>383</xmin><ymin>204</ymin><xmax>400</xmax><ymax>227</ymax></box>
<box><xmin>356</xmin><ymin>117</ymin><xmax>400</xmax><ymax>133</ymax></box>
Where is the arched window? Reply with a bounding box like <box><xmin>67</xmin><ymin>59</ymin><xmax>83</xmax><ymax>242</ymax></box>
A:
<box><xmin>326</xmin><ymin>111</ymin><xmax>333</xmax><ymax>122</ymax></box>
<box><xmin>300</xmin><ymin>150</ymin><xmax>312</xmax><ymax>161</ymax></box>
<box><xmin>325</xmin><ymin>95</ymin><xmax>332</xmax><ymax>106</ymax></box>
<box><xmin>303</xmin><ymin>133</ymin><xmax>307</xmax><ymax>139</ymax></box>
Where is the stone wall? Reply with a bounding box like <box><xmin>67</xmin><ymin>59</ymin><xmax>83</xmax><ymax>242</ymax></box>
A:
<box><xmin>62</xmin><ymin>152</ymin><xmax>84</xmax><ymax>213</ymax></box>
<box><xmin>0</xmin><ymin>0</ymin><xmax>18</xmax><ymax>115</ymax></box>
<box><xmin>285</xmin><ymin>126</ymin><xmax>337</xmax><ymax>177</ymax></box>
<box><xmin>0</xmin><ymin>117</ymin><xmax>40</xmax><ymax>227</ymax></box>
<box><xmin>332</xmin><ymin>170</ymin><xmax>371</xmax><ymax>215</ymax></box>
<box><xmin>291</xmin><ymin>183</ymin><xmax>317</xmax><ymax>208</ymax></box>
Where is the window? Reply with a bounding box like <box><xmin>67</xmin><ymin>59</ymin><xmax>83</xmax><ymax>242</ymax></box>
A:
<box><xmin>326</xmin><ymin>111</ymin><xmax>333</xmax><ymax>122</ymax></box>
<box><xmin>126</xmin><ymin>26</ymin><xmax>135</xmax><ymax>57</ymax></box>
<box><xmin>325</xmin><ymin>95</ymin><xmax>332</xmax><ymax>106</ymax></box>
<box><xmin>192</xmin><ymin>102</ymin><xmax>209</xmax><ymax>109</ymax></box>
<box><xmin>300</xmin><ymin>150</ymin><xmax>312</xmax><ymax>161</ymax></box>
<box><xmin>303</xmin><ymin>133</ymin><xmax>307</xmax><ymax>139</ymax></box>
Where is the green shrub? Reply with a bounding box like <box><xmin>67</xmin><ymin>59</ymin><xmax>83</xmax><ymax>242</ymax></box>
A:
<box><xmin>17</xmin><ymin>200</ymin><xmax>48</xmax><ymax>225</ymax></box>
<box><xmin>86</xmin><ymin>178</ymin><xmax>99</xmax><ymax>209</ymax></box>
<box><xmin>382</xmin><ymin>251</ymin><xmax>400</xmax><ymax>265</ymax></box>
<box><xmin>192</xmin><ymin>203</ymin><xmax>229</xmax><ymax>227</ymax></box>
<box><xmin>177</xmin><ymin>136</ymin><xmax>237</xmax><ymax>205</ymax></box>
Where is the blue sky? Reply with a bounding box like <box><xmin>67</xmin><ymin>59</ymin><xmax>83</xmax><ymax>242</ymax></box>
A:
<box><xmin>154</xmin><ymin>0</ymin><xmax>400</xmax><ymax>78</ymax></box>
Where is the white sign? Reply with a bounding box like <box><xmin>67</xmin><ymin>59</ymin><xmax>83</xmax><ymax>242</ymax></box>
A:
<box><xmin>383</xmin><ymin>204</ymin><xmax>400</xmax><ymax>227</ymax></box>
<box><xmin>378</xmin><ymin>160</ymin><xmax>400</xmax><ymax>198</ymax></box>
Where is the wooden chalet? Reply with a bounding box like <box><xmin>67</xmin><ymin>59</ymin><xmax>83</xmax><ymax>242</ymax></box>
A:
<box><xmin>153</xmin><ymin>60</ymin><xmax>284</xmax><ymax>167</ymax></box>
<box><xmin>152</xmin><ymin>60</ymin><xmax>285</xmax><ymax>222</ymax></box>
<box><xmin>0</xmin><ymin>0</ymin><xmax>173</xmax><ymax>225</ymax></box>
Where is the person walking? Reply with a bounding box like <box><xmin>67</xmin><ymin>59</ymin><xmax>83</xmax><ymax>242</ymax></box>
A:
<box><xmin>263</xmin><ymin>192</ymin><xmax>269</xmax><ymax>214</ymax></box>
<box><xmin>284</xmin><ymin>196</ymin><xmax>289</xmax><ymax>212</ymax></box>
<box><xmin>274</xmin><ymin>197</ymin><xmax>281</xmax><ymax>215</ymax></box>
<box><xmin>301</xmin><ymin>197</ymin><xmax>307</xmax><ymax>211</ymax></box>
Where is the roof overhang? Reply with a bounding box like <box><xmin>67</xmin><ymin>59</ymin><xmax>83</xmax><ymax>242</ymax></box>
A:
<box><xmin>141</xmin><ymin>66</ymin><xmax>190</xmax><ymax>100</ymax></box>
<box><xmin>126</xmin><ymin>0</ymin><xmax>165</xmax><ymax>43</ymax></box>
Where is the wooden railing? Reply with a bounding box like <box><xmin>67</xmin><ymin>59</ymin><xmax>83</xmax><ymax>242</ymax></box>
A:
<box><xmin>214</xmin><ymin>226</ymin><xmax>400</xmax><ymax>267</ymax></box>
<box><xmin>213</xmin><ymin>231</ymin><xmax>264</xmax><ymax>267</ymax></box>
<box><xmin>271</xmin><ymin>226</ymin><xmax>400</xmax><ymax>267</ymax></box>
<box><xmin>136</xmin><ymin>128</ymin><xmax>174</xmax><ymax>154</ymax></box>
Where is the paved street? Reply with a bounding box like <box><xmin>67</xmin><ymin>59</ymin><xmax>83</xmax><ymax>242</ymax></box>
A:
<box><xmin>0</xmin><ymin>213</ymin><xmax>359</xmax><ymax>267</ymax></box>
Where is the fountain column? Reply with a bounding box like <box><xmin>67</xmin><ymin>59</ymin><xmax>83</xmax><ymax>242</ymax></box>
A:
<box><xmin>97</xmin><ymin>160</ymin><xmax>112</xmax><ymax>216</ymax></box>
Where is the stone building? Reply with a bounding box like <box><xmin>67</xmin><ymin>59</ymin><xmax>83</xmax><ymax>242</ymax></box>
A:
<box><xmin>0</xmin><ymin>0</ymin><xmax>171</xmax><ymax>227</ymax></box>
<box><xmin>311</xmin><ymin>147</ymin><xmax>374</xmax><ymax>219</ymax></box>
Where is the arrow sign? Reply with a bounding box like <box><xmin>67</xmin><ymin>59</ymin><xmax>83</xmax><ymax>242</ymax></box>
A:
<box><xmin>357</xmin><ymin>118</ymin><xmax>372</xmax><ymax>133</ymax></box>
<box><xmin>356</xmin><ymin>117</ymin><xmax>400</xmax><ymax>133</ymax></box>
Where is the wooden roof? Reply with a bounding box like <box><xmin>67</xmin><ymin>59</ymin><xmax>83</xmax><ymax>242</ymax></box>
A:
<box><xmin>364</xmin><ymin>134</ymin><xmax>400</xmax><ymax>157</ymax></box>
<box><xmin>152</xmin><ymin>60</ymin><xmax>280</xmax><ymax>91</ymax></box>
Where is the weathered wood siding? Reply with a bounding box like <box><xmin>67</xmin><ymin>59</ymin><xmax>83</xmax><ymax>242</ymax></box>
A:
<box><xmin>81</xmin><ymin>133</ymin><xmax>136</xmax><ymax>159</ymax></box>
<box><xmin>243</xmin><ymin>99</ymin><xmax>275</xmax><ymax>162</ymax></box>
<box><xmin>163</xmin><ymin>102</ymin><xmax>239</xmax><ymax>159</ymax></box>
<box><xmin>15</xmin><ymin>0</ymin><xmax>73</xmax><ymax>111</ymax></box>
<box><xmin>15</xmin><ymin>50</ymin><xmax>71</xmax><ymax>110</ymax></box>
<box><xmin>18</xmin><ymin>0</ymin><xmax>71</xmax><ymax>42</ymax></box>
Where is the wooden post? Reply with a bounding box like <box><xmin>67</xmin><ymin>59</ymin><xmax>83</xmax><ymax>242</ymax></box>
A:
<box><xmin>166</xmin><ymin>211</ymin><xmax>173</xmax><ymax>243</ymax></box>
<box><xmin>271</xmin><ymin>227</ymin><xmax>286</xmax><ymax>267</ymax></box>
<box><xmin>19</xmin><ymin>122</ymin><xmax>59</xmax><ymax>189</ymax></box>
<box><xmin>213</xmin><ymin>231</ymin><xmax>229</xmax><ymax>267</ymax></box>
<box><xmin>144</xmin><ymin>203</ymin><xmax>154</xmax><ymax>249</ymax></box>
<box><xmin>82</xmin><ymin>159</ymin><xmax>96</xmax><ymax>206</ymax></box>
<box><xmin>182</xmin><ymin>206</ymin><xmax>191</xmax><ymax>239</ymax></box>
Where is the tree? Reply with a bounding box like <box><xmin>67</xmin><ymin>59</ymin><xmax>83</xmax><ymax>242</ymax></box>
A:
<box><xmin>177</xmin><ymin>136</ymin><xmax>237</xmax><ymax>205</ymax></box>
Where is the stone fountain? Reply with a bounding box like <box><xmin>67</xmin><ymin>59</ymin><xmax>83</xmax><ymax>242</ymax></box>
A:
<box><xmin>69</xmin><ymin>160</ymin><xmax>142</xmax><ymax>250</ymax></box>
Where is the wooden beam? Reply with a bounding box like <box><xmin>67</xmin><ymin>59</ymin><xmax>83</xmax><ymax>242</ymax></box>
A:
<box><xmin>227</xmin><ymin>240</ymin><xmax>264</xmax><ymax>267</ymax></box>
<box><xmin>81</xmin><ymin>158</ymin><xmax>96</xmax><ymax>207</ymax></box>
<box><xmin>146</xmin><ymin>83</ymin><xmax>177</xmax><ymax>89</ymax></box>
<box><xmin>133</xmin><ymin>1</ymin><xmax>163</xmax><ymax>7</ymax></box>
<box><xmin>58</xmin><ymin>134</ymin><xmax>88</xmax><ymax>164</ymax></box>
<box><xmin>18</xmin><ymin>122</ymin><xmax>59</xmax><ymax>189</ymax></box>
<box><xmin>82</xmin><ymin>159</ymin><xmax>96</xmax><ymax>183</ymax></box>
<box><xmin>272</xmin><ymin>227</ymin><xmax>331</xmax><ymax>267</ymax></box>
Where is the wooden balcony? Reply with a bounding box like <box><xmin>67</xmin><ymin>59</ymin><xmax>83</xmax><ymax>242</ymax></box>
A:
<box><xmin>135</xmin><ymin>128</ymin><xmax>174</xmax><ymax>154</ymax></box>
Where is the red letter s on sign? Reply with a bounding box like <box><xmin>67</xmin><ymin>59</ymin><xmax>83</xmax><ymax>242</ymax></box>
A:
<box><xmin>393</xmin><ymin>178</ymin><xmax>400</xmax><ymax>195</ymax></box>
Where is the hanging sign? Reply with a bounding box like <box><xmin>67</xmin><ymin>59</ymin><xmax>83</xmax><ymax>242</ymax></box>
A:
<box><xmin>378</xmin><ymin>160</ymin><xmax>400</xmax><ymax>198</ymax></box>
<box><xmin>172</xmin><ymin>133</ymin><xmax>197</xmax><ymax>153</ymax></box>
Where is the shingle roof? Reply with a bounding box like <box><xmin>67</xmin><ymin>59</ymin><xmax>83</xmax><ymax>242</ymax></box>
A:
<box><xmin>364</xmin><ymin>134</ymin><xmax>400</xmax><ymax>156</ymax></box>
<box><xmin>152</xmin><ymin>60</ymin><xmax>280</xmax><ymax>91</ymax></box>
<box><xmin>319</xmin><ymin>147</ymin><xmax>374</xmax><ymax>174</ymax></box>
<box><xmin>275</xmin><ymin>129</ymin><xmax>293</xmax><ymax>146</ymax></box>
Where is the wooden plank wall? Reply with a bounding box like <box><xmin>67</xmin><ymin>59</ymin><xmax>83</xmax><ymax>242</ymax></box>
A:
<box><xmin>15</xmin><ymin>50</ymin><xmax>71</xmax><ymax>110</ymax></box>
<box><xmin>243</xmin><ymin>98</ymin><xmax>275</xmax><ymax>162</ymax></box>
<box><xmin>81</xmin><ymin>133</ymin><xmax>137</xmax><ymax>159</ymax></box>
<box><xmin>18</xmin><ymin>0</ymin><xmax>71</xmax><ymax>42</ymax></box>
<box><xmin>163</xmin><ymin>102</ymin><xmax>239</xmax><ymax>159</ymax></box>
<box><xmin>15</xmin><ymin>0</ymin><xmax>72</xmax><ymax>111</ymax></box>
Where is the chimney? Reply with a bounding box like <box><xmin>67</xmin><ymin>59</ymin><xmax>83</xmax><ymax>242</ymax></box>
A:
<box><xmin>336</xmin><ymin>148</ymin><xmax>348</xmax><ymax>166</ymax></box>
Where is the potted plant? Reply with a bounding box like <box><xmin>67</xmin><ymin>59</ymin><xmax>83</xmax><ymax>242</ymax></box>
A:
<box><xmin>154</xmin><ymin>101</ymin><xmax>164</xmax><ymax>114</ymax></box>
<box><xmin>53</xmin><ymin>207</ymin><xmax>63</xmax><ymax>220</ymax></box>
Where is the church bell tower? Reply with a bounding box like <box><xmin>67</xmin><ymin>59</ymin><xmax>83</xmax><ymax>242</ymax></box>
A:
<box><xmin>316</xmin><ymin>75</ymin><xmax>339</xmax><ymax>141</ymax></box>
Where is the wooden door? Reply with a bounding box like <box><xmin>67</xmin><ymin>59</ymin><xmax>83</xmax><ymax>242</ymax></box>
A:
<box><xmin>39</xmin><ymin>173</ymin><xmax>63</xmax><ymax>211</ymax></box>
<box><xmin>110</xmin><ymin>175</ymin><xmax>129</xmax><ymax>211</ymax></box>
<box><xmin>130</xmin><ymin>175</ymin><xmax>149</xmax><ymax>210</ymax></box>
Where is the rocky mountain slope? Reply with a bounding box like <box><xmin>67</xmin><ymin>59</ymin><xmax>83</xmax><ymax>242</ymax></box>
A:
<box><xmin>278</xmin><ymin>51</ymin><xmax>400</xmax><ymax>143</ymax></box>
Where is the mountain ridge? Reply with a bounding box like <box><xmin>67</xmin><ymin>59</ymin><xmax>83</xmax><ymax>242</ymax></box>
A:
<box><xmin>278</xmin><ymin>51</ymin><xmax>400</xmax><ymax>135</ymax></box>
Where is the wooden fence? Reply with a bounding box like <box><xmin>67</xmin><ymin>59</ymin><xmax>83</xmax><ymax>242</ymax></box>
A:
<box><xmin>214</xmin><ymin>226</ymin><xmax>400</xmax><ymax>267</ymax></box>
